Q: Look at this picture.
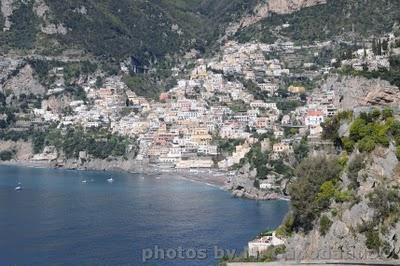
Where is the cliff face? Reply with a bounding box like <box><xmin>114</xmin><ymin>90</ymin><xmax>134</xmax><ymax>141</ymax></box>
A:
<box><xmin>0</xmin><ymin>140</ymin><xmax>33</xmax><ymax>160</ymax></box>
<box><xmin>240</xmin><ymin>0</ymin><xmax>327</xmax><ymax>28</ymax></box>
<box><xmin>2</xmin><ymin>64</ymin><xmax>46</xmax><ymax>96</ymax></box>
<box><xmin>0</xmin><ymin>0</ymin><xmax>260</xmax><ymax>60</ymax></box>
<box><xmin>225</xmin><ymin>0</ymin><xmax>326</xmax><ymax>35</ymax></box>
<box><xmin>320</xmin><ymin>75</ymin><xmax>400</xmax><ymax>112</ymax></box>
<box><xmin>282</xmin><ymin>144</ymin><xmax>400</xmax><ymax>261</ymax></box>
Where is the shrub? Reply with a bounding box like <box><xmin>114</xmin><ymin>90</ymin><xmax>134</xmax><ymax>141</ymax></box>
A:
<box><xmin>289</xmin><ymin>156</ymin><xmax>342</xmax><ymax>232</ymax></box>
<box><xmin>337</xmin><ymin>154</ymin><xmax>349</xmax><ymax>168</ymax></box>
<box><xmin>341</xmin><ymin>137</ymin><xmax>355</xmax><ymax>153</ymax></box>
<box><xmin>316</xmin><ymin>181</ymin><xmax>337</xmax><ymax>208</ymax></box>
<box><xmin>365</xmin><ymin>230</ymin><xmax>382</xmax><ymax>251</ymax></box>
<box><xmin>0</xmin><ymin>150</ymin><xmax>13</xmax><ymax>161</ymax></box>
<box><xmin>337</xmin><ymin>111</ymin><xmax>353</xmax><ymax>121</ymax></box>
<box><xmin>319</xmin><ymin>215</ymin><xmax>333</xmax><ymax>236</ymax></box>
<box><xmin>396</xmin><ymin>146</ymin><xmax>400</xmax><ymax>160</ymax></box>
<box><xmin>368</xmin><ymin>187</ymin><xmax>400</xmax><ymax>225</ymax></box>
<box><xmin>357</xmin><ymin>137</ymin><xmax>376</xmax><ymax>153</ymax></box>
<box><xmin>347</xmin><ymin>154</ymin><xmax>365</xmax><ymax>190</ymax></box>
<box><xmin>276</xmin><ymin>213</ymin><xmax>294</xmax><ymax>237</ymax></box>
<box><xmin>382</xmin><ymin>108</ymin><xmax>394</xmax><ymax>119</ymax></box>
<box><xmin>335</xmin><ymin>190</ymin><xmax>353</xmax><ymax>203</ymax></box>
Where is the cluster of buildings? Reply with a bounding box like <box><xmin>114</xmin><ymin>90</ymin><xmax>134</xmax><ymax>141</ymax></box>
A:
<box><xmin>207</xmin><ymin>41</ymin><xmax>292</xmax><ymax>97</ymax></box>
<box><xmin>30</xmin><ymin>40</ymin><xmax>344</xmax><ymax>170</ymax></box>
<box><xmin>341</xmin><ymin>34</ymin><xmax>400</xmax><ymax>71</ymax></box>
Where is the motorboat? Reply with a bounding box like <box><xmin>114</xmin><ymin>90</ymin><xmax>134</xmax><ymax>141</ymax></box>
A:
<box><xmin>15</xmin><ymin>185</ymin><xmax>22</xmax><ymax>191</ymax></box>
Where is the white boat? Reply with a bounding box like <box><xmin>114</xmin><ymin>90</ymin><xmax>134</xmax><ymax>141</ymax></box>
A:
<box><xmin>107</xmin><ymin>178</ymin><xmax>114</xmax><ymax>183</ymax></box>
<box><xmin>15</xmin><ymin>186</ymin><xmax>22</xmax><ymax>191</ymax></box>
<box><xmin>82</xmin><ymin>180</ymin><xmax>88</xmax><ymax>184</ymax></box>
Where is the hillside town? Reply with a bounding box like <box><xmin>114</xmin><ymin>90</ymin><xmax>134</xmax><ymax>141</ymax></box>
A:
<box><xmin>25</xmin><ymin>33</ymin><xmax>400</xmax><ymax>177</ymax></box>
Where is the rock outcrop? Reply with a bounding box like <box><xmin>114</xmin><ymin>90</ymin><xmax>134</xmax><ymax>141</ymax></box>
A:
<box><xmin>225</xmin><ymin>163</ymin><xmax>288</xmax><ymax>200</ymax></box>
<box><xmin>281</xmin><ymin>146</ymin><xmax>400</xmax><ymax>261</ymax></box>
<box><xmin>0</xmin><ymin>140</ymin><xmax>33</xmax><ymax>161</ymax></box>
<box><xmin>33</xmin><ymin>0</ymin><xmax>68</xmax><ymax>35</ymax></box>
<box><xmin>320</xmin><ymin>75</ymin><xmax>400</xmax><ymax>111</ymax></box>
<box><xmin>241</xmin><ymin>0</ymin><xmax>327</xmax><ymax>28</ymax></box>
<box><xmin>1</xmin><ymin>64</ymin><xmax>46</xmax><ymax>96</ymax></box>
<box><xmin>1</xmin><ymin>0</ymin><xmax>15</xmax><ymax>31</ymax></box>
<box><xmin>226</xmin><ymin>0</ymin><xmax>326</xmax><ymax>36</ymax></box>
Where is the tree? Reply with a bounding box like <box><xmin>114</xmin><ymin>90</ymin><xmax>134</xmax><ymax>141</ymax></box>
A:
<box><xmin>372</xmin><ymin>38</ymin><xmax>377</xmax><ymax>55</ymax></box>
<box><xmin>0</xmin><ymin>150</ymin><xmax>13</xmax><ymax>161</ymax></box>
<box><xmin>319</xmin><ymin>215</ymin><xmax>333</xmax><ymax>236</ymax></box>
<box><xmin>357</xmin><ymin>137</ymin><xmax>376</xmax><ymax>153</ymax></box>
<box><xmin>347</xmin><ymin>154</ymin><xmax>365</xmax><ymax>190</ymax></box>
<box><xmin>0</xmin><ymin>120</ymin><xmax>7</xmax><ymax>129</ymax></box>
<box><xmin>382</xmin><ymin>39</ymin><xmax>389</xmax><ymax>52</ymax></box>
<box><xmin>289</xmin><ymin>156</ymin><xmax>342</xmax><ymax>232</ymax></box>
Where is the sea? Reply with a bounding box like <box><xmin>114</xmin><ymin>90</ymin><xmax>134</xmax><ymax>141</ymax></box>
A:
<box><xmin>0</xmin><ymin>165</ymin><xmax>289</xmax><ymax>266</ymax></box>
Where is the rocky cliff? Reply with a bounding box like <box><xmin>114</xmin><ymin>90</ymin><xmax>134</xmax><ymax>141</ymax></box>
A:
<box><xmin>276</xmin><ymin>111</ymin><xmax>400</xmax><ymax>262</ymax></box>
<box><xmin>226</xmin><ymin>0</ymin><xmax>326</xmax><ymax>36</ymax></box>
<box><xmin>241</xmin><ymin>0</ymin><xmax>327</xmax><ymax>28</ymax></box>
<box><xmin>319</xmin><ymin>75</ymin><xmax>400</xmax><ymax>112</ymax></box>
<box><xmin>283</xmin><ymin>145</ymin><xmax>400</xmax><ymax>261</ymax></box>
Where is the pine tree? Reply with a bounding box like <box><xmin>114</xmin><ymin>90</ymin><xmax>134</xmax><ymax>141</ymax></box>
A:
<box><xmin>372</xmin><ymin>38</ymin><xmax>377</xmax><ymax>55</ymax></box>
<box><xmin>382</xmin><ymin>39</ymin><xmax>389</xmax><ymax>53</ymax></box>
<box><xmin>377</xmin><ymin>39</ymin><xmax>382</xmax><ymax>56</ymax></box>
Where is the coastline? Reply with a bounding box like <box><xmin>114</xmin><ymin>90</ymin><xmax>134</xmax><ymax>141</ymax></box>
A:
<box><xmin>0</xmin><ymin>159</ymin><xmax>289</xmax><ymax>201</ymax></box>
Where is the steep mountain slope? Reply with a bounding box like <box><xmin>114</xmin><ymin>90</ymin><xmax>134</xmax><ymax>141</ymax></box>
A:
<box><xmin>226</xmin><ymin>0</ymin><xmax>326</xmax><ymax>36</ymax></box>
<box><xmin>0</xmin><ymin>0</ymin><xmax>258</xmax><ymax>61</ymax></box>
<box><xmin>236</xmin><ymin>0</ymin><xmax>400</xmax><ymax>43</ymax></box>
<box><xmin>279</xmin><ymin>112</ymin><xmax>400</xmax><ymax>261</ymax></box>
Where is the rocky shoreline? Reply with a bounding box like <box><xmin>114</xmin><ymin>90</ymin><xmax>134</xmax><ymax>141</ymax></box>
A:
<box><xmin>0</xmin><ymin>159</ymin><xmax>289</xmax><ymax>201</ymax></box>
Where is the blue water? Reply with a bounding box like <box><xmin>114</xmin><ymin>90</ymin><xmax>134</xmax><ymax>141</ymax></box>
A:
<box><xmin>0</xmin><ymin>165</ymin><xmax>289</xmax><ymax>266</ymax></box>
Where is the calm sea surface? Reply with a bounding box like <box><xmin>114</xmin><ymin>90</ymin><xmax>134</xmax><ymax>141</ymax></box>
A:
<box><xmin>0</xmin><ymin>165</ymin><xmax>289</xmax><ymax>266</ymax></box>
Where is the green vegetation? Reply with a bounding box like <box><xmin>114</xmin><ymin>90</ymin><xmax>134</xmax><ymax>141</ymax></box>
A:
<box><xmin>217</xmin><ymin>138</ymin><xmax>245</xmax><ymax>154</ymax></box>
<box><xmin>347</xmin><ymin>154</ymin><xmax>365</xmax><ymax>190</ymax></box>
<box><xmin>237</xmin><ymin>0</ymin><xmax>400</xmax><ymax>44</ymax></box>
<box><xmin>0</xmin><ymin>150</ymin><xmax>14</xmax><ymax>161</ymax></box>
<box><xmin>0</xmin><ymin>1</ymin><xmax>39</xmax><ymax>51</ymax></box>
<box><xmin>0</xmin><ymin>130</ymin><xmax>31</xmax><ymax>142</ymax></box>
<box><xmin>29</xmin><ymin>59</ymin><xmax>98</xmax><ymax>86</ymax></box>
<box><xmin>339</xmin><ymin>56</ymin><xmax>400</xmax><ymax>88</ymax></box>
<box><xmin>323</xmin><ymin>109</ymin><xmax>399</xmax><ymax>156</ymax></box>
<box><xmin>239</xmin><ymin>143</ymin><xmax>270</xmax><ymax>179</ymax></box>
<box><xmin>321</xmin><ymin>111</ymin><xmax>353</xmax><ymax>147</ymax></box>
<box><xmin>227</xmin><ymin>100</ymin><xmax>250</xmax><ymax>113</ymax></box>
<box><xmin>0</xmin><ymin>0</ymin><xmax>258</xmax><ymax>60</ymax></box>
<box><xmin>235</xmin><ymin>141</ymin><xmax>294</xmax><ymax>180</ymax></box>
<box><xmin>368</xmin><ymin>186</ymin><xmax>400</xmax><ymax>226</ymax></box>
<box><xmin>123</xmin><ymin>75</ymin><xmax>161</xmax><ymax>99</ymax></box>
<box><xmin>289</xmin><ymin>156</ymin><xmax>344</xmax><ymax>232</ymax></box>
<box><xmin>365</xmin><ymin>230</ymin><xmax>382</xmax><ymax>251</ymax></box>
<box><xmin>319</xmin><ymin>215</ymin><xmax>333</xmax><ymax>236</ymax></box>
<box><xmin>275</xmin><ymin>213</ymin><xmax>294</xmax><ymax>238</ymax></box>
<box><xmin>316</xmin><ymin>181</ymin><xmax>352</xmax><ymax>209</ymax></box>
<box><xmin>293</xmin><ymin>138</ymin><xmax>309</xmax><ymax>162</ymax></box>
<box><xmin>33</xmin><ymin>127</ymin><xmax>136</xmax><ymax>159</ymax></box>
<box><xmin>0</xmin><ymin>126</ymin><xmax>137</xmax><ymax>160</ymax></box>
<box><xmin>276</xmin><ymin>100</ymin><xmax>303</xmax><ymax>115</ymax></box>
<box><xmin>355</xmin><ymin>186</ymin><xmax>400</xmax><ymax>253</ymax></box>
<box><xmin>348</xmin><ymin>111</ymin><xmax>392</xmax><ymax>152</ymax></box>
